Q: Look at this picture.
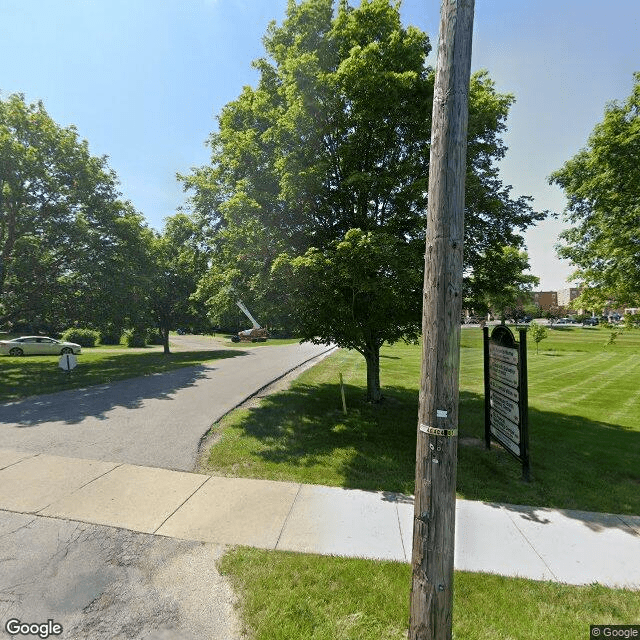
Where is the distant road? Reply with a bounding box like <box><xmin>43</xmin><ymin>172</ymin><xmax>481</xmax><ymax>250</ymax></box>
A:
<box><xmin>0</xmin><ymin>340</ymin><xmax>333</xmax><ymax>471</ymax></box>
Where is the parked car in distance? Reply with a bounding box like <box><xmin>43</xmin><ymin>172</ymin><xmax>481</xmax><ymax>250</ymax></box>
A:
<box><xmin>582</xmin><ymin>318</ymin><xmax>599</xmax><ymax>326</ymax></box>
<box><xmin>555</xmin><ymin>318</ymin><xmax>570</xmax><ymax>325</ymax></box>
<box><xmin>0</xmin><ymin>336</ymin><xmax>82</xmax><ymax>357</ymax></box>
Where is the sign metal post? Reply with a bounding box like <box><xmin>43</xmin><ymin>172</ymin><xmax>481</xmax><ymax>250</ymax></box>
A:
<box><xmin>58</xmin><ymin>353</ymin><xmax>78</xmax><ymax>379</ymax></box>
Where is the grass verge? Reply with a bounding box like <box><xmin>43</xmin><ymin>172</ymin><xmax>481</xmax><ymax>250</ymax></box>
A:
<box><xmin>0</xmin><ymin>349</ymin><xmax>241</xmax><ymax>402</ymax></box>
<box><xmin>204</xmin><ymin>326</ymin><xmax>640</xmax><ymax>514</ymax></box>
<box><xmin>219</xmin><ymin>547</ymin><xmax>640</xmax><ymax>640</ymax></box>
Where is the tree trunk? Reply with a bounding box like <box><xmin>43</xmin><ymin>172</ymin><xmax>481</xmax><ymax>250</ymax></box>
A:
<box><xmin>162</xmin><ymin>326</ymin><xmax>171</xmax><ymax>354</ymax></box>
<box><xmin>364</xmin><ymin>344</ymin><xmax>382</xmax><ymax>403</ymax></box>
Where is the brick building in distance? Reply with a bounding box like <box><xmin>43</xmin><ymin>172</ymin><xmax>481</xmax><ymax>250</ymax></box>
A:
<box><xmin>557</xmin><ymin>287</ymin><xmax>582</xmax><ymax>309</ymax></box>
<box><xmin>533</xmin><ymin>291</ymin><xmax>558</xmax><ymax>311</ymax></box>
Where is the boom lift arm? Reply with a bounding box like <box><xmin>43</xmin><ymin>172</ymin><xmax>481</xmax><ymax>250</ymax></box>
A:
<box><xmin>236</xmin><ymin>300</ymin><xmax>261</xmax><ymax>329</ymax></box>
<box><xmin>231</xmin><ymin>300</ymin><xmax>268</xmax><ymax>342</ymax></box>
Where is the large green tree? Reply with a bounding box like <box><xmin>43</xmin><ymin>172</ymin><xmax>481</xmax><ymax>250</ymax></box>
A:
<box><xmin>272</xmin><ymin>228</ymin><xmax>422</xmax><ymax>399</ymax></box>
<box><xmin>550</xmin><ymin>72</ymin><xmax>640</xmax><ymax>309</ymax></box>
<box><xmin>0</xmin><ymin>93</ymin><xmax>153</xmax><ymax>332</ymax></box>
<box><xmin>465</xmin><ymin>245</ymin><xmax>539</xmax><ymax>323</ymax></box>
<box><xmin>148</xmin><ymin>213</ymin><xmax>210</xmax><ymax>353</ymax></box>
<box><xmin>182</xmin><ymin>0</ymin><xmax>544</xmax><ymax>401</ymax></box>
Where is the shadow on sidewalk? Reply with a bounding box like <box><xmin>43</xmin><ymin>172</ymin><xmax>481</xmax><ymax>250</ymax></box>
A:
<box><xmin>483</xmin><ymin>502</ymin><xmax>640</xmax><ymax>536</ymax></box>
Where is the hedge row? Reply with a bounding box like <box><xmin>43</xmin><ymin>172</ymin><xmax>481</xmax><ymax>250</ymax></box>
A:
<box><xmin>60</xmin><ymin>328</ymin><xmax>167</xmax><ymax>348</ymax></box>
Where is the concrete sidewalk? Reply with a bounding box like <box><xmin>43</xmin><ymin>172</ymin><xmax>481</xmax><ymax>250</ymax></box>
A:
<box><xmin>1</xmin><ymin>447</ymin><xmax>639</xmax><ymax>590</ymax></box>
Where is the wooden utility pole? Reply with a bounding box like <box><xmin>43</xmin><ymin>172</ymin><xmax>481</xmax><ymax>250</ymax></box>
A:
<box><xmin>409</xmin><ymin>1</ymin><xmax>475</xmax><ymax>639</ymax></box>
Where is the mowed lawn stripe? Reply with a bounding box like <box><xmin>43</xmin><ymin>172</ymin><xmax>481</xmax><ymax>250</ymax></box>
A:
<box><xmin>608</xmin><ymin>355</ymin><xmax>640</xmax><ymax>424</ymax></box>
<box><xmin>542</xmin><ymin>354</ymin><xmax>632</xmax><ymax>402</ymax></box>
<box><xmin>530</xmin><ymin>352</ymin><xmax>617</xmax><ymax>397</ymax></box>
<box><xmin>529</xmin><ymin>352</ymin><xmax>606</xmax><ymax>393</ymax></box>
<box><xmin>570</xmin><ymin>355</ymin><xmax>640</xmax><ymax>417</ymax></box>
<box><xmin>609</xmin><ymin>385</ymin><xmax>640</xmax><ymax>425</ymax></box>
<box><xmin>531</xmin><ymin>353</ymin><xmax>638</xmax><ymax>426</ymax></box>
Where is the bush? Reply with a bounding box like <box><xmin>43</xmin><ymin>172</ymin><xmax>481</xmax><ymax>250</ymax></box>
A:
<box><xmin>61</xmin><ymin>328</ymin><xmax>100</xmax><ymax>347</ymax></box>
<box><xmin>123</xmin><ymin>329</ymin><xmax>147</xmax><ymax>348</ymax></box>
<box><xmin>267</xmin><ymin>328</ymin><xmax>293</xmax><ymax>339</ymax></box>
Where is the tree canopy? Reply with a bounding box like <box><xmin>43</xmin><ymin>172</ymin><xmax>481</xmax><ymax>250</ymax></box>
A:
<box><xmin>148</xmin><ymin>213</ymin><xmax>210</xmax><ymax>353</ymax></box>
<box><xmin>272</xmin><ymin>227</ymin><xmax>422</xmax><ymax>399</ymax></box>
<box><xmin>0</xmin><ymin>93</ymin><xmax>153</xmax><ymax>333</ymax></box>
<box><xmin>182</xmin><ymin>0</ymin><xmax>544</xmax><ymax>400</ymax></box>
<box><xmin>465</xmin><ymin>245</ymin><xmax>539</xmax><ymax>323</ymax></box>
<box><xmin>550</xmin><ymin>72</ymin><xmax>640</xmax><ymax>309</ymax></box>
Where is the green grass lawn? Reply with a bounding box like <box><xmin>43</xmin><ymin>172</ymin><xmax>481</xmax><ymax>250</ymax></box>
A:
<box><xmin>220</xmin><ymin>547</ymin><xmax>640</xmax><ymax>640</ymax></box>
<box><xmin>0</xmin><ymin>348</ymin><xmax>241</xmax><ymax>402</ymax></box>
<box><xmin>209</xmin><ymin>325</ymin><xmax>640</xmax><ymax>638</ymax></box>
<box><xmin>204</xmin><ymin>325</ymin><xmax>640</xmax><ymax>514</ymax></box>
<box><xmin>0</xmin><ymin>333</ymin><xmax>310</xmax><ymax>402</ymax></box>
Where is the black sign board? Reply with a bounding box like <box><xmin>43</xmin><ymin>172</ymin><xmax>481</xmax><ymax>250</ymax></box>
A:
<box><xmin>483</xmin><ymin>325</ymin><xmax>530</xmax><ymax>480</ymax></box>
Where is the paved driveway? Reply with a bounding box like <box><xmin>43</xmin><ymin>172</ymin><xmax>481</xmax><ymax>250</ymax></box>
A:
<box><xmin>0</xmin><ymin>511</ymin><xmax>241</xmax><ymax>640</ymax></box>
<box><xmin>0</xmin><ymin>341</ymin><xmax>333</xmax><ymax>471</ymax></box>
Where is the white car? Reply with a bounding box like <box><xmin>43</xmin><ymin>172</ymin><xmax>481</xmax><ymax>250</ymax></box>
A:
<box><xmin>0</xmin><ymin>336</ymin><xmax>82</xmax><ymax>357</ymax></box>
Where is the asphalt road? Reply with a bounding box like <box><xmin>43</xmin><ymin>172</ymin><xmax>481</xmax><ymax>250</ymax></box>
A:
<box><xmin>0</xmin><ymin>511</ymin><xmax>240</xmax><ymax>640</ymax></box>
<box><xmin>0</xmin><ymin>339</ymin><xmax>334</xmax><ymax>471</ymax></box>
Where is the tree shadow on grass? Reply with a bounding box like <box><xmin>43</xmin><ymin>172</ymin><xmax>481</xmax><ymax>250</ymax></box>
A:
<box><xmin>217</xmin><ymin>383</ymin><xmax>640</xmax><ymax>525</ymax></box>
<box><xmin>0</xmin><ymin>350</ymin><xmax>245</xmax><ymax>426</ymax></box>
<box><xmin>222</xmin><ymin>382</ymin><xmax>419</xmax><ymax>495</ymax></box>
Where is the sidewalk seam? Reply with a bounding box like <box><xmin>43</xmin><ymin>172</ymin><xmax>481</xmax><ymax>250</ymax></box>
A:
<box><xmin>35</xmin><ymin>462</ymin><xmax>124</xmax><ymax>515</ymax></box>
<box><xmin>505</xmin><ymin>510</ymin><xmax>559</xmax><ymax>581</ymax></box>
<box><xmin>395</xmin><ymin>502</ymin><xmax>408</xmax><ymax>562</ymax></box>
<box><xmin>152</xmin><ymin>475</ymin><xmax>212</xmax><ymax>534</ymax></box>
<box><xmin>274</xmin><ymin>483</ymin><xmax>303</xmax><ymax>550</ymax></box>
<box><xmin>0</xmin><ymin>450</ymin><xmax>41</xmax><ymax>472</ymax></box>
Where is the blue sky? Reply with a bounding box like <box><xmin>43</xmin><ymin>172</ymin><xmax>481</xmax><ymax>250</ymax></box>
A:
<box><xmin>1</xmin><ymin>0</ymin><xmax>639</xmax><ymax>290</ymax></box>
